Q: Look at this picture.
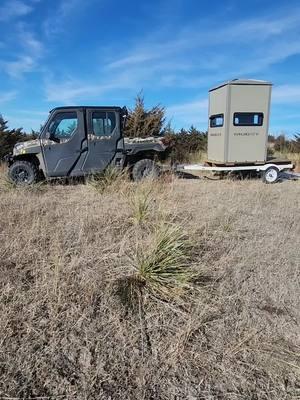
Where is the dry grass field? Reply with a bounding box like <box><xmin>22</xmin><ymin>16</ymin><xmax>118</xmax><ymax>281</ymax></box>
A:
<box><xmin>0</xmin><ymin>166</ymin><xmax>299</xmax><ymax>399</ymax></box>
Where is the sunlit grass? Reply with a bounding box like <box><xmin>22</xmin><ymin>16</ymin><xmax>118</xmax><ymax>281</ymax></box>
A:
<box><xmin>87</xmin><ymin>166</ymin><xmax>129</xmax><ymax>193</ymax></box>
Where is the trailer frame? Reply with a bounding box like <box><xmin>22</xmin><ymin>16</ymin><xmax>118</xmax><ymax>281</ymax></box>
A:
<box><xmin>176</xmin><ymin>161</ymin><xmax>295</xmax><ymax>183</ymax></box>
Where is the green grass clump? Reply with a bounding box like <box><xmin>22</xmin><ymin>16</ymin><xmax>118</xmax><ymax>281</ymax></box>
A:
<box><xmin>88</xmin><ymin>166</ymin><xmax>128</xmax><ymax>193</ymax></box>
<box><xmin>129</xmin><ymin>185</ymin><xmax>153</xmax><ymax>225</ymax></box>
<box><xmin>115</xmin><ymin>223</ymin><xmax>192</xmax><ymax>315</ymax></box>
<box><xmin>126</xmin><ymin>224</ymin><xmax>192</xmax><ymax>302</ymax></box>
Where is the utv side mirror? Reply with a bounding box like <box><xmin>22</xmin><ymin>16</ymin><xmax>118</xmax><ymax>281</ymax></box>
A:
<box><xmin>121</xmin><ymin>106</ymin><xmax>128</xmax><ymax>130</ymax></box>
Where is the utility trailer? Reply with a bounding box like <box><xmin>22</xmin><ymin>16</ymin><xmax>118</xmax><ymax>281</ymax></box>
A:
<box><xmin>177</xmin><ymin>161</ymin><xmax>295</xmax><ymax>183</ymax></box>
<box><xmin>177</xmin><ymin>79</ymin><xmax>295</xmax><ymax>183</ymax></box>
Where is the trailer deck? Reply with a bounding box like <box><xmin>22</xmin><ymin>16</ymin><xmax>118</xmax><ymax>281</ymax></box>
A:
<box><xmin>176</xmin><ymin>160</ymin><xmax>295</xmax><ymax>183</ymax></box>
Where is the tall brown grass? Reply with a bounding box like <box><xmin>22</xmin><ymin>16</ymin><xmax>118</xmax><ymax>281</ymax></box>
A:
<box><xmin>273</xmin><ymin>151</ymin><xmax>300</xmax><ymax>172</ymax></box>
<box><xmin>0</xmin><ymin>167</ymin><xmax>299</xmax><ymax>399</ymax></box>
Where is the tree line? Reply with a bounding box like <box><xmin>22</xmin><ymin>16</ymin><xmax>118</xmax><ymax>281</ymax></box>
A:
<box><xmin>0</xmin><ymin>115</ymin><xmax>38</xmax><ymax>160</ymax></box>
<box><xmin>0</xmin><ymin>94</ymin><xmax>299</xmax><ymax>161</ymax></box>
<box><xmin>268</xmin><ymin>133</ymin><xmax>300</xmax><ymax>153</ymax></box>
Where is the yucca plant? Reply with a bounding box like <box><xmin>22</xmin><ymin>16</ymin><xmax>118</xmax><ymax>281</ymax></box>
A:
<box><xmin>115</xmin><ymin>224</ymin><xmax>192</xmax><ymax>355</ymax></box>
<box><xmin>129</xmin><ymin>184</ymin><xmax>153</xmax><ymax>225</ymax></box>
<box><xmin>134</xmin><ymin>224</ymin><xmax>192</xmax><ymax>298</ymax></box>
<box><xmin>116</xmin><ymin>224</ymin><xmax>192</xmax><ymax>311</ymax></box>
<box><xmin>88</xmin><ymin>166</ymin><xmax>128</xmax><ymax>193</ymax></box>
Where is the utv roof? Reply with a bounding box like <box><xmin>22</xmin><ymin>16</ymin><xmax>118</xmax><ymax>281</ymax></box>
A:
<box><xmin>50</xmin><ymin>106</ymin><xmax>123</xmax><ymax>113</ymax></box>
<box><xmin>209</xmin><ymin>79</ymin><xmax>272</xmax><ymax>92</ymax></box>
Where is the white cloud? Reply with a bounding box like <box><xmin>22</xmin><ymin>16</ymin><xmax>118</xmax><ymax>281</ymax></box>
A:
<box><xmin>100</xmin><ymin>6</ymin><xmax>300</xmax><ymax>104</ymax></box>
<box><xmin>43</xmin><ymin>3</ymin><xmax>300</xmax><ymax>133</ymax></box>
<box><xmin>272</xmin><ymin>84</ymin><xmax>300</xmax><ymax>104</ymax></box>
<box><xmin>212</xmin><ymin>12</ymin><xmax>300</xmax><ymax>43</ymax></box>
<box><xmin>234</xmin><ymin>41</ymin><xmax>300</xmax><ymax>76</ymax></box>
<box><xmin>0</xmin><ymin>91</ymin><xmax>18</xmax><ymax>104</ymax></box>
<box><xmin>1</xmin><ymin>26</ymin><xmax>44</xmax><ymax>78</ymax></box>
<box><xmin>167</xmin><ymin>99</ymin><xmax>208</xmax><ymax>128</ymax></box>
<box><xmin>45</xmin><ymin>75</ymin><xmax>134</xmax><ymax>103</ymax></box>
<box><xmin>45</xmin><ymin>80</ymin><xmax>106</xmax><ymax>103</ymax></box>
<box><xmin>0</xmin><ymin>0</ymin><xmax>33</xmax><ymax>21</ymax></box>
<box><xmin>108</xmin><ymin>9</ymin><xmax>300</xmax><ymax>68</ymax></box>
<box><xmin>21</xmin><ymin>29</ymin><xmax>44</xmax><ymax>54</ymax></box>
<box><xmin>107</xmin><ymin>53</ymin><xmax>161</xmax><ymax>69</ymax></box>
<box><xmin>2</xmin><ymin>55</ymin><xmax>35</xmax><ymax>78</ymax></box>
<box><xmin>43</xmin><ymin>0</ymin><xmax>86</xmax><ymax>37</ymax></box>
<box><xmin>44</xmin><ymin>65</ymin><xmax>149</xmax><ymax>103</ymax></box>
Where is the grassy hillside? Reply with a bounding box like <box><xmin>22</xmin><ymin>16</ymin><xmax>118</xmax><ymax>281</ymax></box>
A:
<box><xmin>0</xmin><ymin>170</ymin><xmax>299</xmax><ymax>399</ymax></box>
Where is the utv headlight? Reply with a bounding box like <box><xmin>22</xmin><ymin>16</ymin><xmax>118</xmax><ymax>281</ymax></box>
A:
<box><xmin>15</xmin><ymin>143</ymin><xmax>24</xmax><ymax>150</ymax></box>
<box><xmin>13</xmin><ymin>143</ymin><xmax>25</xmax><ymax>155</ymax></box>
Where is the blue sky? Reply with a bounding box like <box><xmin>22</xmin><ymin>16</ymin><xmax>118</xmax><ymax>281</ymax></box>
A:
<box><xmin>0</xmin><ymin>0</ymin><xmax>300</xmax><ymax>135</ymax></box>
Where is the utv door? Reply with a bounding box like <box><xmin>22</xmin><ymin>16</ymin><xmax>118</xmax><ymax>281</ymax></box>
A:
<box><xmin>83</xmin><ymin>109</ymin><xmax>122</xmax><ymax>172</ymax></box>
<box><xmin>41</xmin><ymin>109</ymin><xmax>86</xmax><ymax>177</ymax></box>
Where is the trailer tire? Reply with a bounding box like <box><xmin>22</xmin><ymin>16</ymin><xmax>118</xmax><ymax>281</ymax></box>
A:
<box><xmin>8</xmin><ymin>160</ymin><xmax>38</xmax><ymax>186</ymax></box>
<box><xmin>262</xmin><ymin>166</ymin><xmax>279</xmax><ymax>184</ymax></box>
<box><xmin>132</xmin><ymin>159</ymin><xmax>160</xmax><ymax>181</ymax></box>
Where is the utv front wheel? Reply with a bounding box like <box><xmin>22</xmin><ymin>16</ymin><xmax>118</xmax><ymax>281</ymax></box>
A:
<box><xmin>132</xmin><ymin>159</ymin><xmax>160</xmax><ymax>181</ymax></box>
<box><xmin>9</xmin><ymin>161</ymin><xmax>38</xmax><ymax>186</ymax></box>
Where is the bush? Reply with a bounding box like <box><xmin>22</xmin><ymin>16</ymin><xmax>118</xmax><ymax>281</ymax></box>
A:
<box><xmin>0</xmin><ymin>114</ymin><xmax>37</xmax><ymax>159</ymax></box>
<box><xmin>272</xmin><ymin>133</ymin><xmax>300</xmax><ymax>153</ymax></box>
<box><xmin>290</xmin><ymin>133</ymin><xmax>300</xmax><ymax>153</ymax></box>
<box><xmin>124</xmin><ymin>93</ymin><xmax>165</xmax><ymax>138</ymax></box>
<box><xmin>163</xmin><ymin>126</ymin><xmax>207</xmax><ymax>163</ymax></box>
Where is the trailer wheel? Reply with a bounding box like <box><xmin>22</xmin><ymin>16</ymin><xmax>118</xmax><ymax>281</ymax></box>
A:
<box><xmin>132</xmin><ymin>159</ymin><xmax>160</xmax><ymax>181</ymax></box>
<box><xmin>262</xmin><ymin>166</ymin><xmax>279</xmax><ymax>184</ymax></box>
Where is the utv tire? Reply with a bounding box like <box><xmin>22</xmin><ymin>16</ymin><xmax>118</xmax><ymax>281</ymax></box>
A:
<box><xmin>132</xmin><ymin>159</ymin><xmax>160</xmax><ymax>181</ymax></box>
<box><xmin>9</xmin><ymin>161</ymin><xmax>39</xmax><ymax>186</ymax></box>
